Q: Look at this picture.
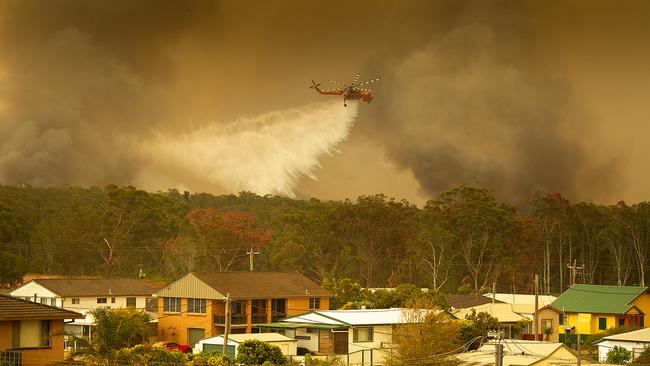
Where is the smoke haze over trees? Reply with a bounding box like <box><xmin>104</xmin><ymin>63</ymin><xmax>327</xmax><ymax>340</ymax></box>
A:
<box><xmin>1</xmin><ymin>1</ymin><xmax>649</xmax><ymax>203</ymax></box>
<box><xmin>3</xmin><ymin>184</ymin><xmax>650</xmax><ymax>295</ymax></box>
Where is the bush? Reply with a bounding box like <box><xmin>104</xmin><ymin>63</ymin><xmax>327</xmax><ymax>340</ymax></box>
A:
<box><xmin>607</xmin><ymin>346</ymin><xmax>632</xmax><ymax>364</ymax></box>
<box><xmin>188</xmin><ymin>351</ymin><xmax>232</xmax><ymax>366</ymax></box>
<box><xmin>631</xmin><ymin>346</ymin><xmax>650</xmax><ymax>365</ymax></box>
<box><xmin>304</xmin><ymin>354</ymin><xmax>344</xmax><ymax>366</ymax></box>
<box><xmin>235</xmin><ymin>339</ymin><xmax>287</xmax><ymax>366</ymax></box>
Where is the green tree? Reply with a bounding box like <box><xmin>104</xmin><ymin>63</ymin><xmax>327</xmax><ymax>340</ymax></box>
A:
<box><xmin>457</xmin><ymin>310</ymin><xmax>500</xmax><ymax>350</ymax></box>
<box><xmin>70</xmin><ymin>308</ymin><xmax>151</xmax><ymax>362</ymax></box>
<box><xmin>607</xmin><ymin>345</ymin><xmax>631</xmax><ymax>364</ymax></box>
<box><xmin>631</xmin><ymin>346</ymin><xmax>650</xmax><ymax>365</ymax></box>
<box><xmin>235</xmin><ymin>339</ymin><xmax>287</xmax><ymax>366</ymax></box>
<box><xmin>322</xmin><ymin>278</ymin><xmax>363</xmax><ymax>309</ymax></box>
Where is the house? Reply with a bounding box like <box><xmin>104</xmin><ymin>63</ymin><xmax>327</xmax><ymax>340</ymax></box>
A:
<box><xmin>193</xmin><ymin>333</ymin><xmax>298</xmax><ymax>358</ymax></box>
<box><xmin>9</xmin><ymin>278</ymin><xmax>156</xmax><ymax>340</ymax></box>
<box><xmin>452</xmin><ymin>302</ymin><xmax>533</xmax><ymax>338</ymax></box>
<box><xmin>258</xmin><ymin>308</ymin><xmax>437</xmax><ymax>365</ymax></box>
<box><xmin>483</xmin><ymin>293</ymin><xmax>557</xmax><ymax>306</ymax></box>
<box><xmin>550</xmin><ymin>284</ymin><xmax>650</xmax><ymax>343</ymax></box>
<box><xmin>534</xmin><ymin>305</ymin><xmax>562</xmax><ymax>342</ymax></box>
<box><xmin>155</xmin><ymin>271</ymin><xmax>330</xmax><ymax>347</ymax></box>
<box><xmin>0</xmin><ymin>294</ymin><xmax>83</xmax><ymax>365</ymax></box>
<box><xmin>594</xmin><ymin>327</ymin><xmax>650</xmax><ymax>361</ymax></box>
<box><xmin>455</xmin><ymin>340</ymin><xmax>578</xmax><ymax>365</ymax></box>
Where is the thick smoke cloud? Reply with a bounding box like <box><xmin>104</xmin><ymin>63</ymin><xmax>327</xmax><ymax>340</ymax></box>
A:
<box><xmin>0</xmin><ymin>0</ymin><xmax>637</xmax><ymax>202</ymax></box>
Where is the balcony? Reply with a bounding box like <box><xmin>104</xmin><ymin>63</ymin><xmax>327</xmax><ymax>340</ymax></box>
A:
<box><xmin>214</xmin><ymin>313</ymin><xmax>248</xmax><ymax>325</ymax></box>
<box><xmin>271</xmin><ymin>312</ymin><xmax>287</xmax><ymax>322</ymax></box>
<box><xmin>252</xmin><ymin>313</ymin><xmax>267</xmax><ymax>324</ymax></box>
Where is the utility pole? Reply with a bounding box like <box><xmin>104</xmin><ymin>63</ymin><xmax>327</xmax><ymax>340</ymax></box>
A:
<box><xmin>577</xmin><ymin>312</ymin><xmax>582</xmax><ymax>366</ymax></box>
<box><xmin>492</xmin><ymin>281</ymin><xmax>496</xmax><ymax>303</ymax></box>
<box><xmin>567</xmin><ymin>260</ymin><xmax>584</xmax><ymax>287</ymax></box>
<box><xmin>488</xmin><ymin>331</ymin><xmax>504</xmax><ymax>366</ymax></box>
<box><xmin>534</xmin><ymin>274</ymin><xmax>539</xmax><ymax>340</ymax></box>
<box><xmin>247</xmin><ymin>247</ymin><xmax>259</xmax><ymax>271</ymax></box>
<box><xmin>223</xmin><ymin>293</ymin><xmax>231</xmax><ymax>356</ymax></box>
<box><xmin>137</xmin><ymin>264</ymin><xmax>145</xmax><ymax>278</ymax></box>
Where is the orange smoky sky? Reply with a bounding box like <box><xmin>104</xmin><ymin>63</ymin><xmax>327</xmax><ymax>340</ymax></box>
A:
<box><xmin>0</xmin><ymin>0</ymin><xmax>649</xmax><ymax>205</ymax></box>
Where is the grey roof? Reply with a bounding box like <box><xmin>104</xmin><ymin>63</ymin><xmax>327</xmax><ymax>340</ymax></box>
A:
<box><xmin>0</xmin><ymin>295</ymin><xmax>83</xmax><ymax>320</ymax></box>
<box><xmin>191</xmin><ymin>272</ymin><xmax>330</xmax><ymax>299</ymax></box>
<box><xmin>25</xmin><ymin>278</ymin><xmax>155</xmax><ymax>297</ymax></box>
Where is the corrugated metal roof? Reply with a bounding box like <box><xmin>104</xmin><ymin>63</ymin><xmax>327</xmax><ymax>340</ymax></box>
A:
<box><xmin>13</xmin><ymin>278</ymin><xmax>155</xmax><ymax>297</ymax></box>
<box><xmin>551</xmin><ymin>284</ymin><xmax>647</xmax><ymax>314</ymax></box>
<box><xmin>0</xmin><ymin>295</ymin><xmax>83</xmax><ymax>320</ymax></box>
<box><xmin>456</xmin><ymin>341</ymin><xmax>574</xmax><ymax>366</ymax></box>
<box><xmin>598</xmin><ymin>327</ymin><xmax>650</xmax><ymax>343</ymax></box>
<box><xmin>452</xmin><ymin>303</ymin><xmax>529</xmax><ymax>323</ymax></box>
<box><xmin>283</xmin><ymin>308</ymin><xmax>435</xmax><ymax>326</ymax></box>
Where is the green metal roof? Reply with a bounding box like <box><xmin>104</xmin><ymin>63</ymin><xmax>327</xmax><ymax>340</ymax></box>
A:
<box><xmin>551</xmin><ymin>284</ymin><xmax>648</xmax><ymax>314</ymax></box>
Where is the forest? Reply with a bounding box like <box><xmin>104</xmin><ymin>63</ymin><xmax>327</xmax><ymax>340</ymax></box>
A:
<box><xmin>0</xmin><ymin>184</ymin><xmax>648</xmax><ymax>296</ymax></box>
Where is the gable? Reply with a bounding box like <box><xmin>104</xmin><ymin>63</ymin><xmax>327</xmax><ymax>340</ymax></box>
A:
<box><xmin>10</xmin><ymin>281</ymin><xmax>59</xmax><ymax>298</ymax></box>
<box><xmin>156</xmin><ymin>273</ymin><xmax>226</xmax><ymax>300</ymax></box>
<box><xmin>551</xmin><ymin>284</ymin><xmax>647</xmax><ymax>314</ymax></box>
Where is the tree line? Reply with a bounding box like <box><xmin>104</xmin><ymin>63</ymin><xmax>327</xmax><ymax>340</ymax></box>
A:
<box><xmin>1</xmin><ymin>184</ymin><xmax>649</xmax><ymax>295</ymax></box>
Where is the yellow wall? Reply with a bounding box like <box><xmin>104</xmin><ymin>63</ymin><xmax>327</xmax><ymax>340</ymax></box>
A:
<box><xmin>564</xmin><ymin>312</ymin><xmax>626</xmax><ymax>335</ymax></box>
<box><xmin>0</xmin><ymin>319</ymin><xmax>67</xmax><ymax>365</ymax></box>
<box><xmin>158</xmin><ymin>296</ymin><xmax>330</xmax><ymax>341</ymax></box>
<box><xmin>631</xmin><ymin>291</ymin><xmax>650</xmax><ymax>317</ymax></box>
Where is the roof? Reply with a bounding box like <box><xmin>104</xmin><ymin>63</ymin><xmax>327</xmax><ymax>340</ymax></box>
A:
<box><xmin>452</xmin><ymin>303</ymin><xmax>529</xmax><ymax>323</ymax></box>
<box><xmin>446</xmin><ymin>294</ymin><xmax>501</xmax><ymax>309</ymax></box>
<box><xmin>190</xmin><ymin>272</ymin><xmax>329</xmax><ymax>299</ymax></box>
<box><xmin>456</xmin><ymin>340</ymin><xmax>576</xmax><ymax>366</ymax></box>
<box><xmin>597</xmin><ymin>327</ymin><xmax>650</xmax><ymax>343</ymax></box>
<box><xmin>0</xmin><ymin>295</ymin><xmax>83</xmax><ymax>320</ymax></box>
<box><xmin>551</xmin><ymin>284</ymin><xmax>648</xmax><ymax>314</ymax></box>
<box><xmin>482</xmin><ymin>293</ymin><xmax>557</xmax><ymax>306</ymax></box>
<box><xmin>15</xmin><ymin>278</ymin><xmax>155</xmax><ymax>297</ymax></box>
<box><xmin>282</xmin><ymin>308</ymin><xmax>436</xmax><ymax>326</ymax></box>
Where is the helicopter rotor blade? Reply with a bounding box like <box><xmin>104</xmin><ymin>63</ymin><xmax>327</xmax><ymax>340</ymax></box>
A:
<box><xmin>351</xmin><ymin>73</ymin><xmax>360</xmax><ymax>86</ymax></box>
<box><xmin>356</xmin><ymin>78</ymin><xmax>380</xmax><ymax>87</ymax></box>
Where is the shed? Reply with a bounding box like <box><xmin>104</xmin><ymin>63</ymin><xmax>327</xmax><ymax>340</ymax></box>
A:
<box><xmin>193</xmin><ymin>333</ymin><xmax>298</xmax><ymax>358</ymax></box>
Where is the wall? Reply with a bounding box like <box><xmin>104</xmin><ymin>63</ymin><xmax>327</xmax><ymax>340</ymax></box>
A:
<box><xmin>157</xmin><ymin>297</ymin><xmax>217</xmax><ymax>345</ymax></box>
<box><xmin>632</xmin><ymin>293</ymin><xmax>650</xmax><ymax>325</ymax></box>
<box><xmin>597</xmin><ymin>339</ymin><xmax>650</xmax><ymax>362</ymax></box>
<box><xmin>9</xmin><ymin>282</ymin><xmax>60</xmax><ymax>307</ymax></box>
<box><xmin>0</xmin><ymin>319</ymin><xmax>66</xmax><ymax>365</ymax></box>
<box><xmin>61</xmin><ymin>295</ymin><xmax>150</xmax><ymax>313</ymax></box>
<box><xmin>347</xmin><ymin>324</ymin><xmax>393</xmax><ymax>365</ymax></box>
<box><xmin>537</xmin><ymin>308</ymin><xmax>560</xmax><ymax>342</ymax></box>
<box><xmin>287</xmin><ymin>297</ymin><xmax>330</xmax><ymax>315</ymax></box>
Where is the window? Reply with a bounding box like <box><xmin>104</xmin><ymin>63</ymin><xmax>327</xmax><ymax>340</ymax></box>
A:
<box><xmin>163</xmin><ymin>297</ymin><xmax>181</xmax><ymax>312</ymax></box>
<box><xmin>309</xmin><ymin>298</ymin><xmax>321</xmax><ymax>310</ymax></box>
<box><xmin>126</xmin><ymin>297</ymin><xmax>137</xmax><ymax>309</ymax></box>
<box><xmin>97</xmin><ymin>298</ymin><xmax>107</xmax><ymax>304</ymax></box>
<box><xmin>619</xmin><ymin>318</ymin><xmax>625</xmax><ymax>327</ymax></box>
<box><xmin>353</xmin><ymin>327</ymin><xmax>374</xmax><ymax>342</ymax></box>
<box><xmin>12</xmin><ymin>320</ymin><xmax>51</xmax><ymax>348</ymax></box>
<box><xmin>598</xmin><ymin>317</ymin><xmax>607</xmax><ymax>330</ymax></box>
<box><xmin>559</xmin><ymin>314</ymin><xmax>566</xmax><ymax>325</ymax></box>
<box><xmin>72</xmin><ymin>298</ymin><xmax>80</xmax><ymax>304</ymax></box>
<box><xmin>271</xmin><ymin>299</ymin><xmax>287</xmax><ymax>321</ymax></box>
<box><xmin>50</xmin><ymin>298</ymin><xmax>57</xmax><ymax>307</ymax></box>
<box><xmin>542</xmin><ymin>319</ymin><xmax>553</xmax><ymax>332</ymax></box>
<box><xmin>111</xmin><ymin>298</ymin><xmax>116</xmax><ymax>304</ymax></box>
<box><xmin>252</xmin><ymin>299</ymin><xmax>267</xmax><ymax>323</ymax></box>
<box><xmin>40</xmin><ymin>298</ymin><xmax>47</xmax><ymax>305</ymax></box>
<box><xmin>188</xmin><ymin>298</ymin><xmax>206</xmax><ymax>314</ymax></box>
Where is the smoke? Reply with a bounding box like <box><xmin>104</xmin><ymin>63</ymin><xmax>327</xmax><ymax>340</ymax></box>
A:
<box><xmin>138</xmin><ymin>101</ymin><xmax>358</xmax><ymax>196</ymax></box>
<box><xmin>0</xmin><ymin>0</ymin><xmax>637</xmax><ymax>202</ymax></box>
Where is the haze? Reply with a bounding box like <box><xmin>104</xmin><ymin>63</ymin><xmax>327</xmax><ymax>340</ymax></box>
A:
<box><xmin>1</xmin><ymin>0</ymin><xmax>649</xmax><ymax>205</ymax></box>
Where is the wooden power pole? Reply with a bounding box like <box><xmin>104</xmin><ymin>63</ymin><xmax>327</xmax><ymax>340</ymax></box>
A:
<box><xmin>223</xmin><ymin>293</ymin><xmax>231</xmax><ymax>356</ymax></box>
<box><xmin>247</xmin><ymin>248</ymin><xmax>259</xmax><ymax>271</ymax></box>
<box><xmin>534</xmin><ymin>274</ymin><xmax>539</xmax><ymax>340</ymax></box>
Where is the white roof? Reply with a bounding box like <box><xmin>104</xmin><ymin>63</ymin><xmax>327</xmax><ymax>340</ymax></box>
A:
<box><xmin>598</xmin><ymin>327</ymin><xmax>650</xmax><ymax>343</ymax></box>
<box><xmin>453</xmin><ymin>303</ymin><xmax>529</xmax><ymax>323</ymax></box>
<box><xmin>456</xmin><ymin>340</ymin><xmax>571</xmax><ymax>366</ymax></box>
<box><xmin>199</xmin><ymin>333</ymin><xmax>296</xmax><ymax>345</ymax></box>
<box><xmin>283</xmin><ymin>308</ymin><xmax>435</xmax><ymax>326</ymax></box>
<box><xmin>483</xmin><ymin>293</ymin><xmax>556</xmax><ymax>306</ymax></box>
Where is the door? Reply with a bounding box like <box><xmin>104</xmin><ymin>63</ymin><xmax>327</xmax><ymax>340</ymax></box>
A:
<box><xmin>188</xmin><ymin>328</ymin><xmax>205</xmax><ymax>348</ymax></box>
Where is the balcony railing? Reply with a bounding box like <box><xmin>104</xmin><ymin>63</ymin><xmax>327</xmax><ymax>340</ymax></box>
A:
<box><xmin>214</xmin><ymin>313</ymin><xmax>248</xmax><ymax>325</ymax></box>
<box><xmin>252</xmin><ymin>313</ymin><xmax>267</xmax><ymax>324</ymax></box>
<box><xmin>0</xmin><ymin>351</ymin><xmax>21</xmax><ymax>366</ymax></box>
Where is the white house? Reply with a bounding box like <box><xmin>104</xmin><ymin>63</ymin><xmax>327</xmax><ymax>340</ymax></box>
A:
<box><xmin>258</xmin><ymin>308</ymin><xmax>436</xmax><ymax>365</ymax></box>
<box><xmin>455</xmin><ymin>340</ymin><xmax>578</xmax><ymax>365</ymax></box>
<box><xmin>595</xmin><ymin>327</ymin><xmax>650</xmax><ymax>361</ymax></box>
<box><xmin>9</xmin><ymin>278</ymin><xmax>156</xmax><ymax>342</ymax></box>
<box><xmin>193</xmin><ymin>333</ymin><xmax>298</xmax><ymax>358</ymax></box>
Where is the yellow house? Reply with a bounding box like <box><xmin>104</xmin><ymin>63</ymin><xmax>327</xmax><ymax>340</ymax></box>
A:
<box><xmin>0</xmin><ymin>294</ymin><xmax>83</xmax><ymax>365</ymax></box>
<box><xmin>156</xmin><ymin>272</ymin><xmax>330</xmax><ymax>347</ymax></box>
<box><xmin>550</xmin><ymin>284</ymin><xmax>650</xmax><ymax>342</ymax></box>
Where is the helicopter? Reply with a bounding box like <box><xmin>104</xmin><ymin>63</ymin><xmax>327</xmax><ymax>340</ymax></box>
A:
<box><xmin>310</xmin><ymin>74</ymin><xmax>380</xmax><ymax>107</ymax></box>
